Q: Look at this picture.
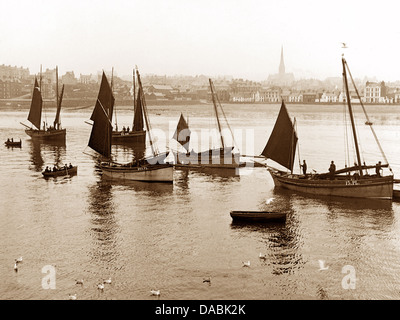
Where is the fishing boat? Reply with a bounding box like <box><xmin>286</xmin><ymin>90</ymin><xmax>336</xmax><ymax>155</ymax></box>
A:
<box><xmin>87</xmin><ymin>69</ymin><xmax>173</xmax><ymax>183</ymax></box>
<box><xmin>21</xmin><ymin>66</ymin><xmax>66</xmax><ymax>141</ymax></box>
<box><xmin>173</xmin><ymin>79</ymin><xmax>241</xmax><ymax>169</ymax></box>
<box><xmin>262</xmin><ymin>56</ymin><xmax>393</xmax><ymax>200</ymax></box>
<box><xmin>230</xmin><ymin>211</ymin><xmax>286</xmax><ymax>223</ymax></box>
<box><xmin>5</xmin><ymin>139</ymin><xmax>22</xmax><ymax>147</ymax></box>
<box><xmin>42</xmin><ymin>165</ymin><xmax>77</xmax><ymax>178</ymax></box>
<box><xmin>111</xmin><ymin>68</ymin><xmax>146</xmax><ymax>144</ymax></box>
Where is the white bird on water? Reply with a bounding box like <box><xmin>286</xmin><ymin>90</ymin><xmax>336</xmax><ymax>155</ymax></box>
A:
<box><xmin>266</xmin><ymin>198</ymin><xmax>275</xmax><ymax>205</ymax></box>
<box><xmin>13</xmin><ymin>262</ymin><xmax>18</xmax><ymax>272</ymax></box>
<box><xmin>318</xmin><ymin>260</ymin><xmax>329</xmax><ymax>271</ymax></box>
<box><xmin>97</xmin><ymin>283</ymin><xmax>105</xmax><ymax>290</ymax></box>
<box><xmin>75</xmin><ymin>279</ymin><xmax>84</xmax><ymax>285</ymax></box>
<box><xmin>150</xmin><ymin>290</ymin><xmax>160</xmax><ymax>296</ymax></box>
<box><xmin>103</xmin><ymin>277</ymin><xmax>112</xmax><ymax>284</ymax></box>
<box><xmin>15</xmin><ymin>257</ymin><xmax>23</xmax><ymax>263</ymax></box>
<box><xmin>259</xmin><ymin>253</ymin><xmax>267</xmax><ymax>260</ymax></box>
<box><xmin>242</xmin><ymin>261</ymin><xmax>251</xmax><ymax>267</ymax></box>
<box><xmin>68</xmin><ymin>294</ymin><xmax>77</xmax><ymax>300</ymax></box>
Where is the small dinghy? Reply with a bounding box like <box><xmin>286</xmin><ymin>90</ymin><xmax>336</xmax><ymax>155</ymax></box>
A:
<box><xmin>42</xmin><ymin>165</ymin><xmax>78</xmax><ymax>178</ymax></box>
<box><xmin>230</xmin><ymin>210</ymin><xmax>286</xmax><ymax>223</ymax></box>
<box><xmin>5</xmin><ymin>139</ymin><xmax>21</xmax><ymax>147</ymax></box>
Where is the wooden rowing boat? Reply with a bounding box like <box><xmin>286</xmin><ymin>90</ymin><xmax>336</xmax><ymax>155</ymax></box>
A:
<box><xmin>42</xmin><ymin>166</ymin><xmax>78</xmax><ymax>178</ymax></box>
<box><xmin>230</xmin><ymin>210</ymin><xmax>286</xmax><ymax>222</ymax></box>
<box><xmin>5</xmin><ymin>139</ymin><xmax>22</xmax><ymax>147</ymax></box>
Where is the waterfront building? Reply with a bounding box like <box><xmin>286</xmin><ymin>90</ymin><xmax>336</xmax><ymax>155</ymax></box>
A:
<box><xmin>364</xmin><ymin>81</ymin><xmax>386</xmax><ymax>103</ymax></box>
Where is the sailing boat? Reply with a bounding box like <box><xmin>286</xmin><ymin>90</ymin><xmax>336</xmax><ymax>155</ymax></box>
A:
<box><xmin>112</xmin><ymin>68</ymin><xmax>146</xmax><ymax>144</ymax></box>
<box><xmin>173</xmin><ymin>78</ymin><xmax>241</xmax><ymax>169</ymax></box>
<box><xmin>88</xmin><ymin>69</ymin><xmax>173</xmax><ymax>183</ymax></box>
<box><xmin>22</xmin><ymin>66</ymin><xmax>66</xmax><ymax>140</ymax></box>
<box><xmin>263</xmin><ymin>56</ymin><xmax>393</xmax><ymax>200</ymax></box>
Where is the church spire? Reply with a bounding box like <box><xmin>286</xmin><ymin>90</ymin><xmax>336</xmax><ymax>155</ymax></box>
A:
<box><xmin>279</xmin><ymin>46</ymin><xmax>285</xmax><ymax>75</ymax></box>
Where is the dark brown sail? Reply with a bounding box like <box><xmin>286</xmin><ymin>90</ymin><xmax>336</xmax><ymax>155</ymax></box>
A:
<box><xmin>88</xmin><ymin>72</ymin><xmax>115</xmax><ymax>158</ymax></box>
<box><xmin>27</xmin><ymin>77</ymin><xmax>43</xmax><ymax>130</ymax></box>
<box><xmin>261</xmin><ymin>101</ymin><xmax>297</xmax><ymax>171</ymax></box>
<box><xmin>54</xmin><ymin>84</ymin><xmax>64</xmax><ymax>129</ymax></box>
<box><xmin>133</xmin><ymin>85</ymin><xmax>144</xmax><ymax>132</ymax></box>
<box><xmin>173</xmin><ymin>113</ymin><xmax>191</xmax><ymax>152</ymax></box>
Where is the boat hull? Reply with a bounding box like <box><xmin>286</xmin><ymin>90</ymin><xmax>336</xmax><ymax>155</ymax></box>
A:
<box><xmin>230</xmin><ymin>211</ymin><xmax>286</xmax><ymax>222</ymax></box>
<box><xmin>42</xmin><ymin>166</ymin><xmax>77</xmax><ymax>177</ymax></box>
<box><xmin>111</xmin><ymin>130</ymin><xmax>146</xmax><ymax>143</ymax></box>
<box><xmin>174</xmin><ymin>147</ymin><xmax>241</xmax><ymax>169</ymax></box>
<box><xmin>268</xmin><ymin>168</ymin><xmax>393</xmax><ymax>200</ymax></box>
<box><xmin>100</xmin><ymin>163</ymin><xmax>173</xmax><ymax>182</ymax></box>
<box><xmin>25</xmin><ymin>128</ymin><xmax>66</xmax><ymax>141</ymax></box>
<box><xmin>5</xmin><ymin>141</ymin><xmax>22</xmax><ymax>147</ymax></box>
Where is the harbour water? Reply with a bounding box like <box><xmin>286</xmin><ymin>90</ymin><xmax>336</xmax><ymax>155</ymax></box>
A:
<box><xmin>1</xmin><ymin>103</ymin><xmax>400</xmax><ymax>300</ymax></box>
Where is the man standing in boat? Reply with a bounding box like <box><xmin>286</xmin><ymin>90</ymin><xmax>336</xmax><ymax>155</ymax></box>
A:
<box><xmin>301</xmin><ymin>160</ymin><xmax>307</xmax><ymax>176</ymax></box>
<box><xmin>376</xmin><ymin>161</ymin><xmax>382</xmax><ymax>177</ymax></box>
<box><xmin>329</xmin><ymin>161</ymin><xmax>336</xmax><ymax>180</ymax></box>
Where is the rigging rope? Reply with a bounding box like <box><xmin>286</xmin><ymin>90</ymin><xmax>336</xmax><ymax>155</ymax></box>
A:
<box><xmin>345</xmin><ymin>61</ymin><xmax>391</xmax><ymax>171</ymax></box>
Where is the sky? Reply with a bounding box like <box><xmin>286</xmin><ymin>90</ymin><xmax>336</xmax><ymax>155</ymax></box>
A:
<box><xmin>1</xmin><ymin>0</ymin><xmax>400</xmax><ymax>81</ymax></box>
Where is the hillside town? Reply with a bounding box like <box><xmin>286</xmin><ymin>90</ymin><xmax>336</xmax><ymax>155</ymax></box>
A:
<box><xmin>1</xmin><ymin>48</ymin><xmax>400</xmax><ymax>105</ymax></box>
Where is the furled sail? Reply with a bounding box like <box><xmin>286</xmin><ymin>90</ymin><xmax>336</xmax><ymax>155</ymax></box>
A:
<box><xmin>88</xmin><ymin>72</ymin><xmax>115</xmax><ymax>158</ymax></box>
<box><xmin>27</xmin><ymin>77</ymin><xmax>43</xmax><ymax>130</ymax></box>
<box><xmin>54</xmin><ymin>84</ymin><xmax>64</xmax><ymax>129</ymax></box>
<box><xmin>133</xmin><ymin>85</ymin><xmax>144</xmax><ymax>132</ymax></box>
<box><xmin>261</xmin><ymin>101</ymin><xmax>298</xmax><ymax>171</ymax></box>
<box><xmin>173</xmin><ymin>113</ymin><xmax>191</xmax><ymax>152</ymax></box>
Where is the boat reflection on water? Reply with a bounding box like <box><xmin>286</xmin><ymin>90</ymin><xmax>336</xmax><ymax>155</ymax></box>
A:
<box><xmin>86</xmin><ymin>180</ymin><xmax>119</xmax><ymax>265</ymax></box>
<box><xmin>175</xmin><ymin>166</ymin><xmax>240</xmax><ymax>181</ymax></box>
<box><xmin>101</xmin><ymin>175</ymin><xmax>174</xmax><ymax>195</ymax></box>
<box><xmin>28</xmin><ymin>139</ymin><xmax>66</xmax><ymax>172</ymax></box>
<box><xmin>230</xmin><ymin>191</ymin><xmax>301</xmax><ymax>275</ymax></box>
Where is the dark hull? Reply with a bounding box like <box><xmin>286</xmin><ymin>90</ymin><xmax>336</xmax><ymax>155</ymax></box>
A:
<box><xmin>5</xmin><ymin>141</ymin><xmax>22</xmax><ymax>147</ymax></box>
<box><xmin>174</xmin><ymin>147</ymin><xmax>241</xmax><ymax>169</ymax></box>
<box><xmin>230</xmin><ymin>211</ymin><xmax>286</xmax><ymax>222</ymax></box>
<box><xmin>111</xmin><ymin>130</ymin><xmax>146</xmax><ymax>143</ymax></box>
<box><xmin>25</xmin><ymin>128</ymin><xmax>66</xmax><ymax>141</ymax></box>
<box><xmin>42</xmin><ymin>166</ymin><xmax>77</xmax><ymax>177</ymax></box>
<box><xmin>268</xmin><ymin>167</ymin><xmax>394</xmax><ymax>200</ymax></box>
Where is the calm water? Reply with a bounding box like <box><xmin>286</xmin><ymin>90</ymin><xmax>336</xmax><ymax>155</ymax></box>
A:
<box><xmin>2</xmin><ymin>103</ymin><xmax>400</xmax><ymax>300</ymax></box>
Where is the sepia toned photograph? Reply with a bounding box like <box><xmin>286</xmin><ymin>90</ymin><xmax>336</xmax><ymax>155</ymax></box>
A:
<box><xmin>1</xmin><ymin>0</ymin><xmax>400</xmax><ymax>308</ymax></box>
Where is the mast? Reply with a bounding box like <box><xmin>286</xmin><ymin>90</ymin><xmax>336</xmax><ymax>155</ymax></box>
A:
<box><xmin>111</xmin><ymin>67</ymin><xmax>118</xmax><ymax>131</ymax></box>
<box><xmin>342</xmin><ymin>57</ymin><xmax>363</xmax><ymax>176</ymax></box>
<box><xmin>137</xmin><ymin>69</ymin><xmax>157</xmax><ymax>156</ymax></box>
<box><xmin>209</xmin><ymin>79</ymin><xmax>224</xmax><ymax>149</ymax></box>
<box><xmin>53</xmin><ymin>66</ymin><xmax>61</xmax><ymax>129</ymax></box>
<box><xmin>132</xmin><ymin>67</ymin><xmax>136</xmax><ymax>129</ymax></box>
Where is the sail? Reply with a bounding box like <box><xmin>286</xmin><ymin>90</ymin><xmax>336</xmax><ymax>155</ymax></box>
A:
<box><xmin>261</xmin><ymin>101</ymin><xmax>298</xmax><ymax>171</ymax></box>
<box><xmin>173</xmin><ymin>113</ymin><xmax>191</xmax><ymax>152</ymax></box>
<box><xmin>133</xmin><ymin>85</ymin><xmax>144</xmax><ymax>132</ymax></box>
<box><xmin>88</xmin><ymin>72</ymin><xmax>114</xmax><ymax>158</ymax></box>
<box><xmin>54</xmin><ymin>84</ymin><xmax>64</xmax><ymax>129</ymax></box>
<box><xmin>27</xmin><ymin>77</ymin><xmax>43</xmax><ymax>130</ymax></box>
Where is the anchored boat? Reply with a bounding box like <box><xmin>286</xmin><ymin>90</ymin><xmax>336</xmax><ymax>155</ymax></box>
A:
<box><xmin>262</xmin><ymin>56</ymin><xmax>393</xmax><ymax>200</ymax></box>
<box><xmin>230</xmin><ymin>211</ymin><xmax>286</xmax><ymax>223</ymax></box>
<box><xmin>173</xmin><ymin>79</ymin><xmax>241</xmax><ymax>170</ymax></box>
<box><xmin>22</xmin><ymin>66</ymin><xmax>66</xmax><ymax>141</ymax></box>
<box><xmin>87</xmin><ymin>69</ymin><xmax>173</xmax><ymax>183</ymax></box>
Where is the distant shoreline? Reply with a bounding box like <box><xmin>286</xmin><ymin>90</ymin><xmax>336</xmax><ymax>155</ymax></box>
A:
<box><xmin>1</xmin><ymin>98</ymin><xmax>400</xmax><ymax>112</ymax></box>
